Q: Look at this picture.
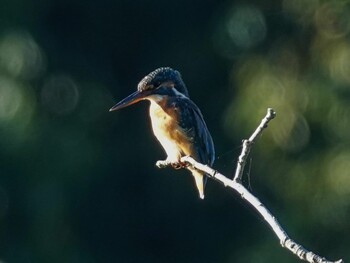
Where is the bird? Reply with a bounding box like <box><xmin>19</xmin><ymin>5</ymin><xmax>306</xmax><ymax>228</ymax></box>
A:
<box><xmin>110</xmin><ymin>67</ymin><xmax>215</xmax><ymax>199</ymax></box>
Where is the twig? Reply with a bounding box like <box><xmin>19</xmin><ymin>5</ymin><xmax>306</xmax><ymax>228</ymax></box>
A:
<box><xmin>233</xmin><ymin>108</ymin><xmax>276</xmax><ymax>182</ymax></box>
<box><xmin>157</xmin><ymin>108</ymin><xmax>343</xmax><ymax>263</ymax></box>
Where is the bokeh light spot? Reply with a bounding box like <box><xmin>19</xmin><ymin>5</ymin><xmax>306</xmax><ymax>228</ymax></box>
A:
<box><xmin>0</xmin><ymin>77</ymin><xmax>23</xmax><ymax>121</ymax></box>
<box><xmin>327</xmin><ymin>149</ymin><xmax>350</xmax><ymax>196</ymax></box>
<box><xmin>236</xmin><ymin>56</ymin><xmax>286</xmax><ymax>103</ymax></box>
<box><xmin>271</xmin><ymin>111</ymin><xmax>310</xmax><ymax>153</ymax></box>
<box><xmin>0</xmin><ymin>31</ymin><xmax>46</xmax><ymax>79</ymax></box>
<box><xmin>328</xmin><ymin>42</ymin><xmax>350</xmax><ymax>85</ymax></box>
<box><xmin>0</xmin><ymin>76</ymin><xmax>36</xmax><ymax>150</ymax></box>
<box><xmin>314</xmin><ymin>2</ymin><xmax>350</xmax><ymax>39</ymax></box>
<box><xmin>326</xmin><ymin>102</ymin><xmax>350</xmax><ymax>140</ymax></box>
<box><xmin>212</xmin><ymin>4</ymin><xmax>266</xmax><ymax>59</ymax></box>
<box><xmin>227</xmin><ymin>5</ymin><xmax>266</xmax><ymax>49</ymax></box>
<box><xmin>282</xmin><ymin>0</ymin><xmax>319</xmax><ymax>25</ymax></box>
<box><xmin>41</xmin><ymin>75</ymin><xmax>79</xmax><ymax>115</ymax></box>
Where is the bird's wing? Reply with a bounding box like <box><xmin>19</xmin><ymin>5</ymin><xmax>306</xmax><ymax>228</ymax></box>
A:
<box><xmin>167</xmin><ymin>96</ymin><xmax>215</xmax><ymax>166</ymax></box>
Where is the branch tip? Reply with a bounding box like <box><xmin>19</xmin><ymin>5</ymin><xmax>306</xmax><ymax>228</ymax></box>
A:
<box><xmin>267</xmin><ymin>108</ymin><xmax>276</xmax><ymax>119</ymax></box>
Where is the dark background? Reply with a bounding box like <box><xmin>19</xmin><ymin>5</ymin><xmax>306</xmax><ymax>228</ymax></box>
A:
<box><xmin>0</xmin><ymin>0</ymin><xmax>349</xmax><ymax>262</ymax></box>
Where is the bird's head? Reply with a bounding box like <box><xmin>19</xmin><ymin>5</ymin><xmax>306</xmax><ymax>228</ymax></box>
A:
<box><xmin>110</xmin><ymin>67</ymin><xmax>189</xmax><ymax>111</ymax></box>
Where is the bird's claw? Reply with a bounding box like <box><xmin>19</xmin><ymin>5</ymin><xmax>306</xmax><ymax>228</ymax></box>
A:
<box><xmin>171</xmin><ymin>162</ymin><xmax>182</xmax><ymax>170</ymax></box>
<box><xmin>171</xmin><ymin>161</ymin><xmax>188</xmax><ymax>169</ymax></box>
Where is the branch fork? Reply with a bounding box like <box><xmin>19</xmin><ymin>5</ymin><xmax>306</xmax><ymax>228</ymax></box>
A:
<box><xmin>156</xmin><ymin>108</ymin><xmax>343</xmax><ymax>263</ymax></box>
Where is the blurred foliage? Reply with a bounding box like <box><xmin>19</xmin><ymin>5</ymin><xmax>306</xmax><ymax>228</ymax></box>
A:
<box><xmin>0</xmin><ymin>0</ymin><xmax>349</xmax><ymax>262</ymax></box>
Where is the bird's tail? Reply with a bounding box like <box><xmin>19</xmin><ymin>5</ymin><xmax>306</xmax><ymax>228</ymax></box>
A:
<box><xmin>189</xmin><ymin>168</ymin><xmax>206</xmax><ymax>199</ymax></box>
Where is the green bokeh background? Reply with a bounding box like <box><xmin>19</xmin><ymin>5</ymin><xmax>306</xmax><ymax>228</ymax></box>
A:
<box><xmin>0</xmin><ymin>0</ymin><xmax>349</xmax><ymax>262</ymax></box>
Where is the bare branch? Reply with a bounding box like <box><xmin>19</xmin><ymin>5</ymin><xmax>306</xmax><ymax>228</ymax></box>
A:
<box><xmin>157</xmin><ymin>108</ymin><xmax>343</xmax><ymax>263</ymax></box>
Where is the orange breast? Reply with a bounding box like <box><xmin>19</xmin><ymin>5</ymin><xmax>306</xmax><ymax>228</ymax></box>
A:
<box><xmin>149</xmin><ymin>100</ymin><xmax>193</xmax><ymax>159</ymax></box>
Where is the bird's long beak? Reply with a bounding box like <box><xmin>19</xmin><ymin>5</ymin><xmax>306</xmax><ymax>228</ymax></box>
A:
<box><xmin>109</xmin><ymin>90</ymin><xmax>148</xmax><ymax>111</ymax></box>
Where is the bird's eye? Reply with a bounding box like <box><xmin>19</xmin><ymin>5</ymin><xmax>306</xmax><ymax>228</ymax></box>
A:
<box><xmin>143</xmin><ymin>84</ymin><xmax>154</xmax><ymax>91</ymax></box>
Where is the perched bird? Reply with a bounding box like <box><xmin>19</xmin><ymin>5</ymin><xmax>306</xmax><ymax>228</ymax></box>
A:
<box><xmin>110</xmin><ymin>67</ymin><xmax>215</xmax><ymax>199</ymax></box>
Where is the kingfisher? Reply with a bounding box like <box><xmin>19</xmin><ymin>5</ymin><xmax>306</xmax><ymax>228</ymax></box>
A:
<box><xmin>110</xmin><ymin>67</ymin><xmax>215</xmax><ymax>199</ymax></box>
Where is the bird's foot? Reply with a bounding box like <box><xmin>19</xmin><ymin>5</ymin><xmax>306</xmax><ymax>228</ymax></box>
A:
<box><xmin>155</xmin><ymin>160</ymin><xmax>189</xmax><ymax>169</ymax></box>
